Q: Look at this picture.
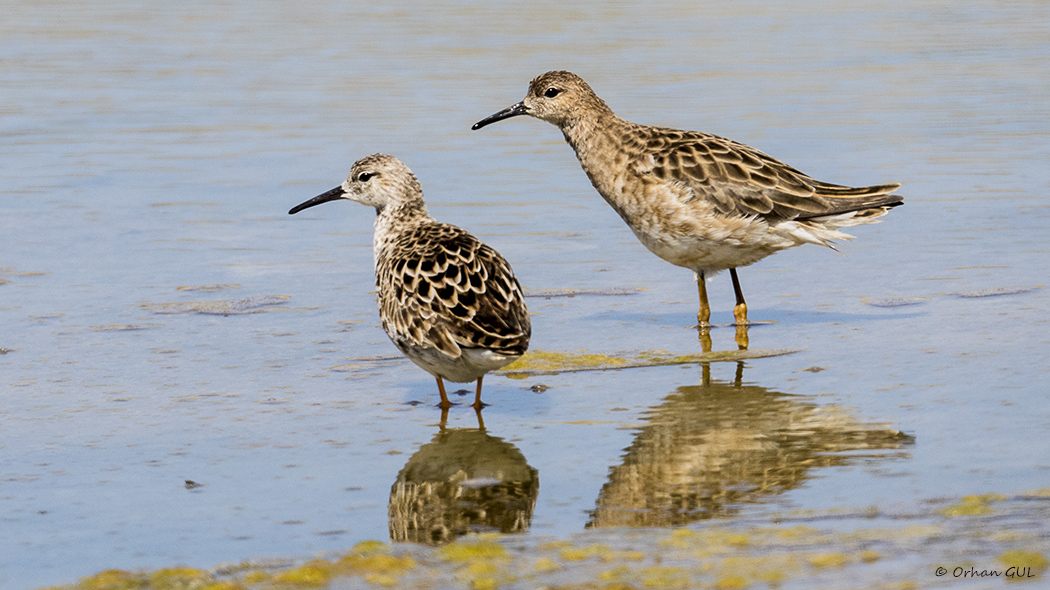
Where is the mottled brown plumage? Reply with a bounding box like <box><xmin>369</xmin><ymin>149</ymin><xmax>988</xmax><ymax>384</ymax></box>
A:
<box><xmin>289</xmin><ymin>154</ymin><xmax>530</xmax><ymax>409</ymax></box>
<box><xmin>473</xmin><ymin>71</ymin><xmax>903</xmax><ymax>327</ymax></box>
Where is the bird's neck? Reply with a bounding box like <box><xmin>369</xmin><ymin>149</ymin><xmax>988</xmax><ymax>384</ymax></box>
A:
<box><xmin>560</xmin><ymin>112</ymin><xmax>634</xmax><ymax>202</ymax></box>
<box><xmin>561</xmin><ymin>103</ymin><xmax>617</xmax><ymax>153</ymax></box>
<box><xmin>373</xmin><ymin>201</ymin><xmax>430</xmax><ymax>255</ymax></box>
<box><xmin>376</xmin><ymin>200</ymin><xmax>428</xmax><ymax>223</ymax></box>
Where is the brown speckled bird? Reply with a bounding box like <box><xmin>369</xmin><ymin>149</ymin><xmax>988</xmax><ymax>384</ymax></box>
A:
<box><xmin>473</xmin><ymin>71</ymin><xmax>902</xmax><ymax>327</ymax></box>
<box><xmin>289</xmin><ymin>154</ymin><xmax>530</xmax><ymax>409</ymax></box>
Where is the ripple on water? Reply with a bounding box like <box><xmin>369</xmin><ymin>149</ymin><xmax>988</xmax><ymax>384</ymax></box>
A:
<box><xmin>861</xmin><ymin>297</ymin><xmax>930</xmax><ymax>308</ymax></box>
<box><xmin>947</xmin><ymin>285</ymin><xmax>1043</xmax><ymax>298</ymax></box>
<box><xmin>523</xmin><ymin>287</ymin><xmax>645</xmax><ymax>298</ymax></box>
<box><xmin>89</xmin><ymin>323</ymin><xmax>165</xmax><ymax>331</ymax></box>
<box><xmin>175</xmin><ymin>283</ymin><xmax>242</xmax><ymax>292</ymax></box>
<box><xmin>143</xmin><ymin>295</ymin><xmax>291</xmax><ymax>315</ymax></box>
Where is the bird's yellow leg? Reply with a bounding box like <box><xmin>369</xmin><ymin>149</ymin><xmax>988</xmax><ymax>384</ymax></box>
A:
<box><xmin>730</xmin><ymin>268</ymin><xmax>749</xmax><ymax>325</ymax></box>
<box><xmin>436</xmin><ymin>376</ymin><xmax>452</xmax><ymax>409</ymax></box>
<box><xmin>696</xmin><ymin>271</ymin><xmax>711</xmax><ymax>327</ymax></box>
<box><xmin>734</xmin><ymin>323</ymin><xmax>749</xmax><ymax>351</ymax></box>
<box><xmin>696</xmin><ymin>271</ymin><xmax>714</xmax><ymax>352</ymax></box>
<box><xmin>698</xmin><ymin>328</ymin><xmax>713</xmax><ymax>353</ymax></box>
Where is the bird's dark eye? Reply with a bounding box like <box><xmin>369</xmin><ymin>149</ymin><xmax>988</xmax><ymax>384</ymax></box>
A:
<box><xmin>543</xmin><ymin>87</ymin><xmax>562</xmax><ymax>98</ymax></box>
<box><xmin>358</xmin><ymin>172</ymin><xmax>375</xmax><ymax>182</ymax></box>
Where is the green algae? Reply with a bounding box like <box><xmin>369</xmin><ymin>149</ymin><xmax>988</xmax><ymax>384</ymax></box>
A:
<box><xmin>860</xmin><ymin>550</ymin><xmax>882</xmax><ymax>563</ymax></box>
<box><xmin>499</xmin><ymin>350</ymin><xmax>630</xmax><ymax>376</ymax></box>
<box><xmin>559</xmin><ymin>544</ymin><xmax>614</xmax><ymax>562</ymax></box>
<box><xmin>638</xmin><ymin>566</ymin><xmax>690</xmax><ymax>589</ymax></box>
<box><xmin>238</xmin><ymin>571</ymin><xmax>270</xmax><ymax>586</ymax></box>
<box><xmin>998</xmin><ymin>549</ymin><xmax>1049</xmax><ymax>577</ymax></box>
<box><xmin>940</xmin><ymin>493</ymin><xmax>1008</xmax><ymax>517</ymax></box>
<box><xmin>75</xmin><ymin>570</ymin><xmax>148</xmax><ymax>590</ymax></box>
<box><xmin>346</xmin><ymin>539</ymin><xmax>389</xmax><ymax>555</ymax></box>
<box><xmin>269</xmin><ymin>560</ymin><xmax>333</xmax><ymax>588</ymax></box>
<box><xmin>455</xmin><ymin>560</ymin><xmax>514</xmax><ymax>589</ymax></box>
<box><xmin>533</xmin><ymin>557</ymin><xmax>560</xmax><ymax>573</ymax></box>
<box><xmin>148</xmin><ymin>568</ymin><xmax>215</xmax><ymax>590</ymax></box>
<box><xmin>337</xmin><ymin>552</ymin><xmax>416</xmax><ymax>578</ymax></box>
<box><xmin>36</xmin><ymin>489</ymin><xmax>1050</xmax><ymax>590</ymax></box>
<box><xmin>498</xmin><ymin>348</ymin><xmax>801</xmax><ymax>377</ymax></box>
<box><xmin>713</xmin><ymin>576</ymin><xmax>749</xmax><ymax>590</ymax></box>
<box><xmin>806</xmin><ymin>552</ymin><xmax>850</xmax><ymax>569</ymax></box>
<box><xmin>438</xmin><ymin>536</ymin><xmax>510</xmax><ymax>562</ymax></box>
<box><xmin>198</xmin><ymin>583</ymin><xmax>245</xmax><ymax>590</ymax></box>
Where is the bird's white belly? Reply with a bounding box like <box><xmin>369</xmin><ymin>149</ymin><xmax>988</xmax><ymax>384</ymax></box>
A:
<box><xmin>394</xmin><ymin>339</ymin><xmax>521</xmax><ymax>383</ymax></box>
<box><xmin>624</xmin><ymin>213</ymin><xmax>793</xmax><ymax>274</ymax></box>
<box><xmin>592</xmin><ymin>176</ymin><xmax>798</xmax><ymax>273</ymax></box>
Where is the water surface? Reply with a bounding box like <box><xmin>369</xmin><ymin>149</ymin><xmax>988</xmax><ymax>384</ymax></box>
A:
<box><xmin>2</xmin><ymin>1</ymin><xmax>1049</xmax><ymax>588</ymax></box>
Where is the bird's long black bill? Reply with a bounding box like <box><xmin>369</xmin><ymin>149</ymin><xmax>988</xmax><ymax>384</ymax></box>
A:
<box><xmin>471</xmin><ymin>101</ymin><xmax>529</xmax><ymax>130</ymax></box>
<box><xmin>288</xmin><ymin>186</ymin><xmax>344</xmax><ymax>215</ymax></box>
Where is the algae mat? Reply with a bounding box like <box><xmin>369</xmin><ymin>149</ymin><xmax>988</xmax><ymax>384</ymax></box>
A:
<box><xmin>496</xmin><ymin>348</ymin><xmax>803</xmax><ymax>378</ymax></box>
<box><xmin>43</xmin><ymin>489</ymin><xmax>1050</xmax><ymax>590</ymax></box>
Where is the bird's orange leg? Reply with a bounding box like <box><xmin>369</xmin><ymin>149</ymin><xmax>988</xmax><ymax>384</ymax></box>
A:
<box><xmin>436</xmin><ymin>376</ymin><xmax>452</xmax><ymax>409</ymax></box>
<box><xmin>472</xmin><ymin>376</ymin><xmax>487</xmax><ymax>411</ymax></box>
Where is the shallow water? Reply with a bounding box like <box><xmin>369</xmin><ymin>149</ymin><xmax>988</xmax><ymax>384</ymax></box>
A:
<box><xmin>2</xmin><ymin>1</ymin><xmax>1049</xmax><ymax>588</ymax></box>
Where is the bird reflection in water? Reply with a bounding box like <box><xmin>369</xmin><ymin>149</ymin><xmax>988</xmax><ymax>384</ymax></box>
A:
<box><xmin>700</xmin><ymin>318</ymin><xmax>752</xmax><ymax>353</ymax></box>
<box><xmin>389</xmin><ymin>411</ymin><xmax>539</xmax><ymax>545</ymax></box>
<box><xmin>588</xmin><ymin>363</ymin><xmax>915</xmax><ymax>528</ymax></box>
